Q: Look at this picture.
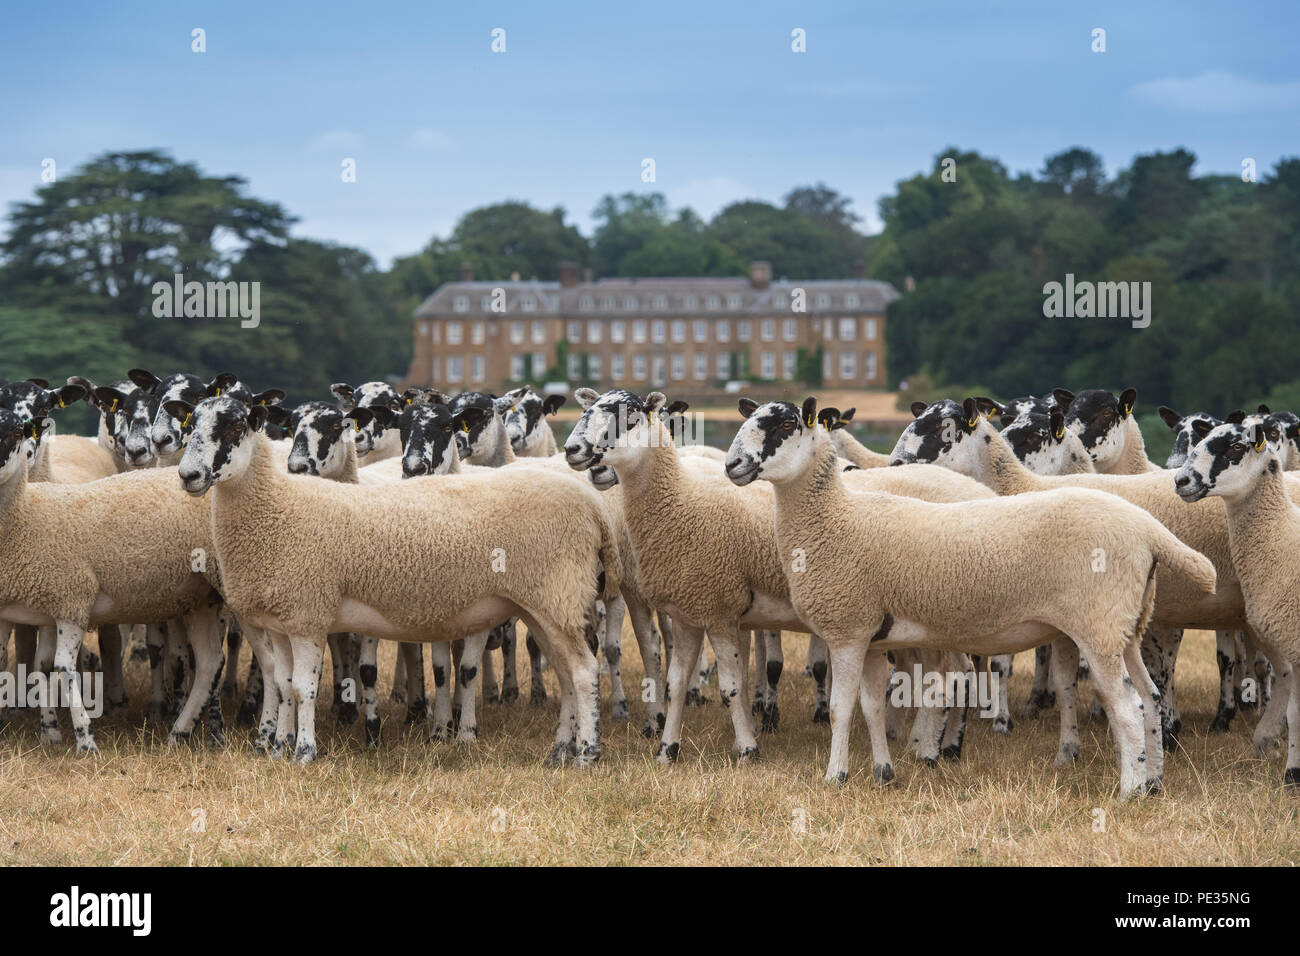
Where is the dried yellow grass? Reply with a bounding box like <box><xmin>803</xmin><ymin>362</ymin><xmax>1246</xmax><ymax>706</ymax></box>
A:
<box><xmin>1</xmin><ymin>628</ymin><xmax>1296</xmax><ymax>865</ymax></box>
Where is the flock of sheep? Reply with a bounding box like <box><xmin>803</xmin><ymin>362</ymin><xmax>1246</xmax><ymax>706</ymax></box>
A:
<box><xmin>1</xmin><ymin>367</ymin><xmax>1298</xmax><ymax>800</ymax></box>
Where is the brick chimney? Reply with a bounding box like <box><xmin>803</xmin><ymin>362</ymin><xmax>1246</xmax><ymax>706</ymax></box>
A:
<box><xmin>749</xmin><ymin>260</ymin><xmax>772</xmax><ymax>289</ymax></box>
<box><xmin>852</xmin><ymin>258</ymin><xmax>865</xmax><ymax>279</ymax></box>
<box><xmin>558</xmin><ymin>261</ymin><xmax>580</xmax><ymax>288</ymax></box>
<box><xmin>459</xmin><ymin>262</ymin><xmax>474</xmax><ymax>282</ymax></box>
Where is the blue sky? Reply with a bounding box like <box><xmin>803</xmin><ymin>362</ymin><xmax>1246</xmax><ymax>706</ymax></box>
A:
<box><xmin>2</xmin><ymin>0</ymin><xmax>1297</xmax><ymax>266</ymax></box>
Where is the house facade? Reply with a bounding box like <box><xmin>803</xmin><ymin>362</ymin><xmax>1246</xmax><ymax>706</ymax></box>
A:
<box><xmin>404</xmin><ymin>261</ymin><xmax>896</xmax><ymax>394</ymax></box>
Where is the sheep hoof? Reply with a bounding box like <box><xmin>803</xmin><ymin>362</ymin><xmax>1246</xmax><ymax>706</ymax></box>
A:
<box><xmin>529</xmin><ymin>687</ymin><xmax>548</xmax><ymax>705</ymax></box>
<box><xmin>294</xmin><ymin>743</ymin><xmax>317</xmax><ymax>765</ymax></box>
<box><xmin>940</xmin><ymin>744</ymin><xmax>962</xmax><ymax>761</ymax></box>
<box><xmin>811</xmin><ymin>704</ymin><xmax>830</xmax><ymax>725</ymax></box>
<box><xmin>404</xmin><ymin>700</ymin><xmax>428</xmax><ymax>725</ymax></box>
<box><xmin>1144</xmin><ymin>776</ymin><xmax>1164</xmax><ymax>796</ymax></box>
<box><xmin>428</xmin><ymin>723</ymin><xmax>450</xmax><ymax>743</ymax></box>
<box><xmin>76</xmin><ymin>739</ymin><xmax>100</xmax><ymax>756</ymax></box>
<box><xmin>1208</xmin><ymin>708</ymin><xmax>1234</xmax><ymax>733</ymax></box>
<box><xmin>39</xmin><ymin>728</ymin><xmax>62</xmax><ymax>746</ymax></box>
<box><xmin>364</xmin><ymin>718</ymin><xmax>381</xmax><ymax>748</ymax></box>
<box><xmin>993</xmin><ymin>716</ymin><xmax>1012</xmax><ymax>735</ymax></box>
<box><xmin>736</xmin><ymin>746</ymin><xmax>759</xmax><ymax>763</ymax></box>
<box><xmin>761</xmin><ymin>704</ymin><xmax>780</xmax><ymax>734</ymax></box>
<box><xmin>484</xmin><ymin>690</ymin><xmax>501</xmax><ymax>705</ymax></box>
<box><xmin>501</xmin><ymin>686</ymin><xmax>519</xmax><ymax>704</ymax></box>
<box><xmin>166</xmin><ymin>730</ymin><xmax>190</xmax><ymax>747</ymax></box>
<box><xmin>456</xmin><ymin>728</ymin><xmax>479</xmax><ymax>745</ymax></box>
<box><xmin>575</xmin><ymin>742</ymin><xmax>601</xmax><ymax>767</ymax></box>
<box><xmin>545</xmin><ymin>742</ymin><xmax>574</xmax><ymax>767</ymax></box>
<box><xmin>640</xmin><ymin>722</ymin><xmax>658</xmax><ymax>740</ymax></box>
<box><xmin>685</xmin><ymin>688</ymin><xmax>707</xmax><ymax>706</ymax></box>
<box><xmin>336</xmin><ymin>702</ymin><xmax>358</xmax><ymax>726</ymax></box>
<box><xmin>825</xmin><ymin>769</ymin><xmax>849</xmax><ymax>786</ymax></box>
<box><xmin>1162</xmin><ymin>720</ymin><xmax>1182</xmax><ymax>752</ymax></box>
<box><xmin>1284</xmin><ymin>767</ymin><xmax>1300</xmax><ymax>790</ymax></box>
<box><xmin>655</xmin><ymin>741</ymin><xmax>680</xmax><ymax>764</ymax></box>
<box><xmin>751</xmin><ymin>699</ymin><xmax>764</xmax><ymax>717</ymax></box>
<box><xmin>920</xmin><ymin>756</ymin><xmax>938</xmax><ymax>768</ymax></box>
<box><xmin>252</xmin><ymin>738</ymin><xmax>270</xmax><ymax>756</ymax></box>
<box><xmin>873</xmin><ymin>763</ymin><xmax>895</xmax><ymax>785</ymax></box>
<box><xmin>611</xmin><ymin>700</ymin><xmax>629</xmax><ymax>722</ymax></box>
<box><xmin>1055</xmin><ymin>744</ymin><xmax>1080</xmax><ymax>765</ymax></box>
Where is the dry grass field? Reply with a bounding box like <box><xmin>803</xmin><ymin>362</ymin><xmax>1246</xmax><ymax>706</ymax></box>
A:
<box><xmin>1</xmin><ymin>627</ymin><xmax>1297</xmax><ymax>866</ymax></box>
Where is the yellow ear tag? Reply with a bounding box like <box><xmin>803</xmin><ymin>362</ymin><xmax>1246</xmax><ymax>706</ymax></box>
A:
<box><xmin>967</xmin><ymin>416</ymin><xmax>978</xmax><ymax>429</ymax></box>
<box><xmin>57</xmin><ymin>397</ymin><xmax>66</xmax><ymax>409</ymax></box>
<box><xmin>181</xmin><ymin>412</ymin><xmax>192</xmax><ymax>429</ymax></box>
<box><xmin>1053</xmin><ymin>425</ymin><xmax>1065</xmax><ymax>440</ymax></box>
<box><xmin>405</xmin><ymin>398</ymin><xmax>413</xmax><ymax>407</ymax></box>
<box><xmin>215</xmin><ymin>388</ymin><xmax>222</xmax><ymax>397</ymax></box>
<box><xmin>461</xmin><ymin>422</ymin><xmax>470</xmax><ymax>433</ymax></box>
<box><xmin>1254</xmin><ymin>437</ymin><xmax>1266</xmax><ymax>452</ymax></box>
<box><xmin>1122</xmin><ymin>403</ymin><xmax>1132</xmax><ymax>416</ymax></box>
<box><xmin>354</xmin><ymin>420</ymin><xmax>361</xmax><ymax>433</ymax></box>
<box><xmin>110</xmin><ymin>399</ymin><xmax>119</xmax><ymax>413</ymax></box>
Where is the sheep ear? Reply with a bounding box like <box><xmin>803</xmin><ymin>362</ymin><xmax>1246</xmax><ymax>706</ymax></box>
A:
<box><xmin>1119</xmin><ymin>387</ymin><xmax>1137</xmax><ymax>418</ymax></box>
<box><xmin>974</xmin><ymin>397</ymin><xmax>1004</xmax><ymax>420</ymax></box>
<box><xmin>94</xmin><ymin>386</ymin><xmax>129</xmax><ymax>414</ymax></box>
<box><xmin>50</xmin><ymin>383</ymin><xmax>86</xmax><ymax>408</ymax></box>
<box><xmin>1191</xmin><ymin>419</ymin><xmax>1215</xmax><ymax>442</ymax></box>
<box><xmin>1265</xmin><ymin>423</ymin><xmax>1281</xmax><ymax>446</ymax></box>
<box><xmin>800</xmin><ymin>396</ymin><xmax>818</xmax><ymax>427</ymax></box>
<box><xmin>839</xmin><ymin>407</ymin><xmax>856</xmax><ymax>423</ymax></box>
<box><xmin>1225</xmin><ymin>409</ymin><xmax>1246</xmax><ymax>425</ymax></box>
<box><xmin>263</xmin><ymin>405</ymin><xmax>291</xmax><ymax>431</ymax></box>
<box><xmin>1157</xmin><ymin>406</ymin><xmax>1182</xmax><ymax>430</ymax></box>
<box><xmin>368</xmin><ymin>406</ymin><xmax>396</xmax><ymax>429</ymax></box>
<box><xmin>737</xmin><ymin>398</ymin><xmax>758</xmax><ymax>419</ymax></box>
<box><xmin>455</xmin><ymin>406</ymin><xmax>490</xmax><ymax>432</ymax></box>
<box><xmin>961</xmin><ymin>398</ymin><xmax>980</xmax><ymax>431</ymax></box>
<box><xmin>543</xmin><ymin>395</ymin><xmax>566</xmax><ymax>415</ymax></box>
<box><xmin>493</xmin><ymin>395</ymin><xmax>514</xmax><ymax>416</ymax></box>
<box><xmin>1051</xmin><ymin>387</ymin><xmax>1075</xmax><ymax>409</ymax></box>
<box><xmin>645</xmin><ymin>392</ymin><xmax>667</xmax><ymax>414</ymax></box>
<box><xmin>346</xmin><ymin>407</ymin><xmax>374</xmax><ymax>432</ymax></box>
<box><xmin>250</xmin><ymin>388</ymin><xmax>286</xmax><ymax>407</ymax></box>
<box><xmin>206</xmin><ymin>372</ymin><xmax>239</xmax><ymax>397</ymax></box>
<box><xmin>23</xmin><ymin>417</ymin><xmax>52</xmax><ymax>441</ymax></box>
<box><xmin>664</xmin><ymin>400</ymin><xmax>689</xmax><ymax>416</ymax></box>
<box><xmin>816</xmin><ymin>407</ymin><xmax>841</xmax><ymax>430</ymax></box>
<box><xmin>247</xmin><ymin>405</ymin><xmax>269</xmax><ymax>433</ymax></box>
<box><xmin>1258</xmin><ymin>404</ymin><xmax>1271</xmax><ymax>415</ymax></box>
<box><xmin>128</xmin><ymin>368</ymin><xmax>161</xmax><ymax>392</ymax></box>
<box><xmin>909</xmin><ymin>401</ymin><xmax>927</xmax><ymax>418</ymax></box>
<box><xmin>26</xmin><ymin>377</ymin><xmax>51</xmax><ymax>390</ymax></box>
<box><xmin>330</xmin><ymin>383</ymin><xmax>356</xmax><ymax>408</ymax></box>
<box><xmin>163</xmin><ymin>399</ymin><xmax>196</xmax><ymax>429</ymax></box>
<box><xmin>66</xmin><ymin>375</ymin><xmax>97</xmax><ymax>397</ymax></box>
<box><xmin>574</xmin><ymin>388</ymin><xmax>599</xmax><ymax>409</ymax></box>
<box><xmin>1050</xmin><ymin>409</ymin><xmax>1066</xmax><ymax>442</ymax></box>
<box><xmin>1252</xmin><ymin>424</ymin><xmax>1268</xmax><ymax>452</ymax></box>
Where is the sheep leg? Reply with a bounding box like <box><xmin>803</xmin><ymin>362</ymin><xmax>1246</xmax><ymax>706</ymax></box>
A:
<box><xmin>335</xmin><ymin>633</ymin><xmax>359</xmax><ymax>725</ymax></box>
<box><xmin>657</xmin><ymin>622</ymin><xmax>705</xmax><ymax>763</ymax></box>
<box><xmin>857</xmin><ymin>650</ymin><xmax>895</xmax><ymax>784</ymax></box>
<box><xmin>989</xmin><ymin>654</ymin><xmax>1012</xmax><ymax>734</ymax></box>
<box><xmin>481</xmin><ymin>631</ymin><xmax>500</xmax><ymax>704</ymax></box>
<box><xmin>1023</xmin><ymin>643</ymin><xmax>1055</xmax><ymax>716</ymax></box>
<box><xmin>0</xmin><ymin>625</ymin><xmax>8</xmax><ymax>725</ymax></box>
<box><xmin>537</xmin><ymin>621</ymin><xmax>601</xmax><ymax>767</ymax></box>
<box><xmin>1210</xmin><ymin>630</ymin><xmax>1239</xmax><ymax>732</ymax></box>
<box><xmin>1236</xmin><ymin>630</ymin><xmax>1256</xmax><ymax>709</ymax></box>
<box><xmin>688</xmin><ymin>641</ymin><xmax>710</xmax><ymax>705</ymax></box>
<box><xmin>909</xmin><ymin>650</ymin><xmax>948</xmax><ymax>765</ymax></box>
<box><xmin>708</xmin><ymin>627</ymin><xmax>759</xmax><ymax>760</ymax></box>
<box><xmin>34</xmin><ymin>626</ymin><xmax>61</xmax><ymax>745</ymax></box>
<box><xmin>497</xmin><ymin>620</ymin><xmax>519</xmax><ymax>703</ymax></box>
<box><xmin>357</xmin><ymin>636</ymin><xmax>381</xmax><ymax>747</ymax></box>
<box><xmin>238</xmin><ymin>653</ymin><xmax>263</xmax><ymax>727</ymax></box>
<box><xmin>750</xmin><ymin>631</ymin><xmax>765</xmax><ymax>716</ymax></box>
<box><xmin>326</xmin><ymin>633</ymin><xmax>346</xmax><ymax>716</ymax></box>
<box><xmin>453</xmin><ymin>632</ymin><xmax>489</xmax><ymax>743</ymax></box>
<box><xmin>625</xmin><ymin>594</ymin><xmax>665</xmax><ymax>738</ymax></box>
<box><xmin>759</xmin><ymin>630</ymin><xmax>783</xmax><ymax>733</ymax></box>
<box><xmin>145</xmin><ymin>622</ymin><xmax>167</xmax><ymax>726</ymax></box>
<box><xmin>1050</xmin><ymin>637</ymin><xmax>1081</xmax><ymax>763</ymax></box>
<box><xmin>269</xmin><ymin>632</ymin><xmax>297</xmax><ymax>756</ymax></box>
<box><xmin>288</xmin><ymin>635</ymin><xmax>325</xmax><ymax>764</ymax></box>
<box><xmin>1079</xmin><ymin>644</ymin><xmax>1146</xmax><ymax>799</ymax></box>
<box><xmin>1284</xmin><ymin>669</ymin><xmax>1300</xmax><ymax>789</ymax></box>
<box><xmin>163</xmin><ymin>619</ymin><xmax>188</xmax><ymax>719</ymax></box>
<box><xmin>1124</xmin><ymin>638</ymin><xmax>1164</xmax><ymax>793</ymax></box>
<box><xmin>221</xmin><ymin>619</ymin><xmax>243</xmax><ymax>700</ymax></box>
<box><xmin>402</xmin><ymin>643</ymin><xmax>428</xmax><ymax>724</ymax></box>
<box><xmin>52</xmin><ymin>623</ymin><xmax>97</xmax><ymax>754</ymax></box>
<box><xmin>1139</xmin><ymin>625</ymin><xmax>1182</xmax><ymax>750</ymax></box>
<box><xmin>525</xmin><ymin>631</ymin><xmax>547</xmax><ymax>703</ymax></box>
<box><xmin>428</xmin><ymin>641</ymin><xmax>453</xmax><ymax>741</ymax></box>
<box><xmin>98</xmin><ymin>624</ymin><xmax>128</xmax><ymax>714</ymax></box>
<box><xmin>599</xmin><ymin>597</ymin><xmax>629</xmax><ymax>721</ymax></box>
<box><xmin>168</xmin><ymin>606</ymin><xmax>225</xmax><ymax>745</ymax></box>
<box><xmin>390</xmin><ymin>649</ymin><xmax>407</xmax><ymax>704</ymax></box>
<box><xmin>940</xmin><ymin>654</ymin><xmax>975</xmax><ymax>759</ymax></box>
<box><xmin>809</xmin><ymin>634</ymin><xmax>830</xmax><ymax>724</ymax></box>
<box><xmin>1254</xmin><ymin>652</ymin><xmax>1291</xmax><ymax>754</ymax></box>
<box><xmin>240</xmin><ymin>626</ymin><xmax>278</xmax><ymax>752</ymax></box>
<box><xmin>824</xmin><ymin>639</ymin><xmax>868</xmax><ymax>785</ymax></box>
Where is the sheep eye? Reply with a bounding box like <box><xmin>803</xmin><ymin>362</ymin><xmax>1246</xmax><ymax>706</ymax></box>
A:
<box><xmin>781</xmin><ymin>420</ymin><xmax>796</xmax><ymax>432</ymax></box>
<box><xmin>442</xmin><ymin>425</ymin><xmax>452</xmax><ymax>433</ymax></box>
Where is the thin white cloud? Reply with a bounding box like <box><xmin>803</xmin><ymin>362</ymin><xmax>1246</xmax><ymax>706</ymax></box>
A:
<box><xmin>1130</xmin><ymin>70</ymin><xmax>1300</xmax><ymax>112</ymax></box>
<box><xmin>409</xmin><ymin>128</ymin><xmax>452</xmax><ymax>151</ymax></box>
<box><xmin>306</xmin><ymin>129</ymin><xmax>363</xmax><ymax>154</ymax></box>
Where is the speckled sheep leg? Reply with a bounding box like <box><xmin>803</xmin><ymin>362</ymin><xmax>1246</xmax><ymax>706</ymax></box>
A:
<box><xmin>288</xmin><ymin>635</ymin><xmax>325</xmax><ymax>764</ymax></box>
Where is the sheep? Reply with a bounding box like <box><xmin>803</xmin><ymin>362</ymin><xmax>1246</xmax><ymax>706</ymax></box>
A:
<box><xmin>1173</xmin><ymin>419</ymin><xmax>1300</xmax><ymax>788</ymax></box>
<box><xmin>331</xmin><ymin>381</ymin><xmax>404</xmax><ymax>462</ymax></box>
<box><xmin>891</xmin><ymin>396</ymin><xmax>1300</xmax><ymax>754</ymax></box>
<box><xmin>727</xmin><ymin>396</ymin><xmax>1217</xmax><ymax>796</ymax></box>
<box><xmin>168</xmin><ymin>394</ymin><xmax>619</xmax><ymax>766</ymax></box>
<box><xmin>564</xmin><ymin>388</ymin><xmax>1008</xmax><ymax>766</ymax></box>
<box><xmin>499</xmin><ymin>385</ymin><xmax>566</xmax><ymax>457</ymax></box>
<box><xmin>0</xmin><ymin>409</ymin><xmax>230</xmax><ymax>753</ymax></box>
